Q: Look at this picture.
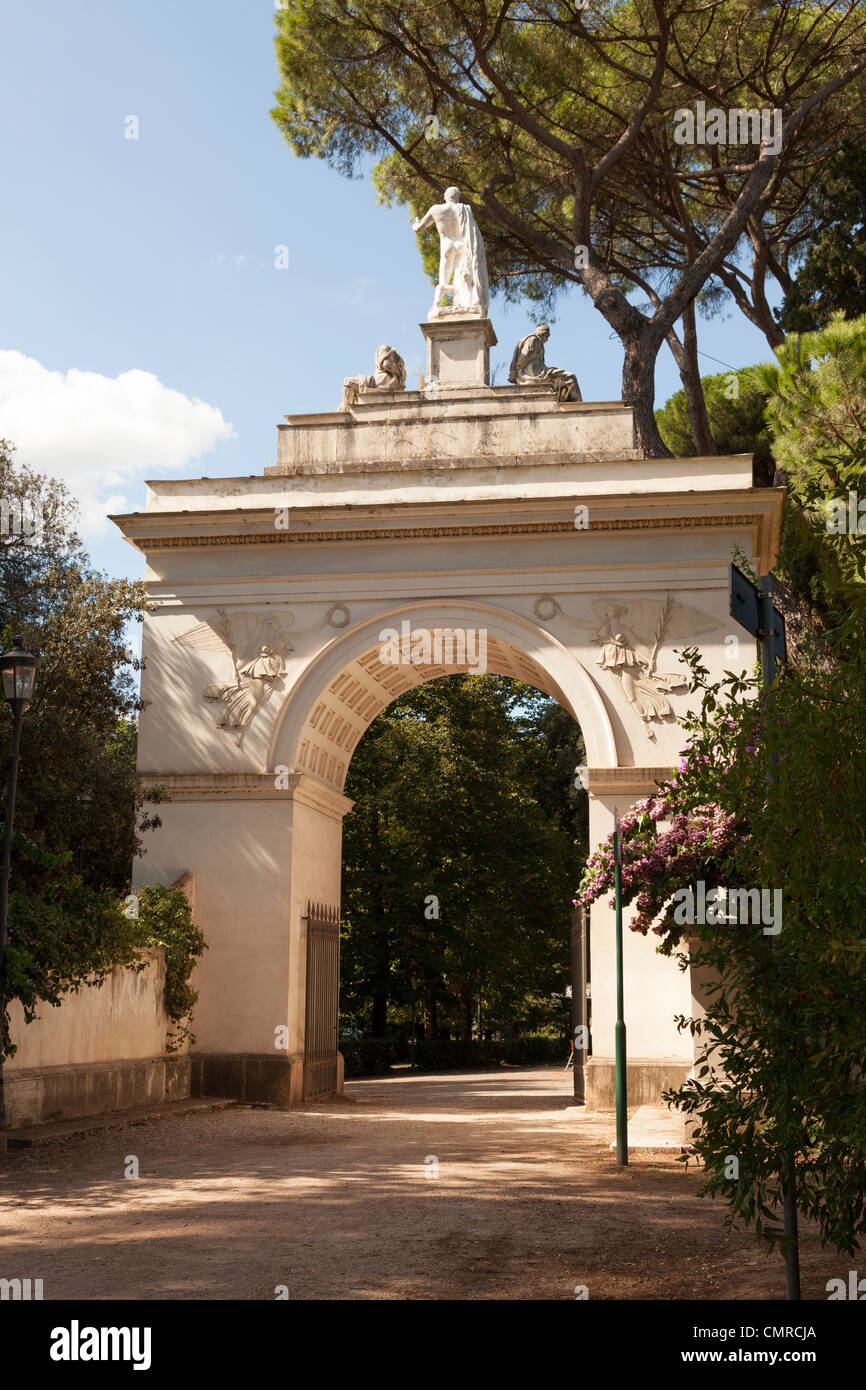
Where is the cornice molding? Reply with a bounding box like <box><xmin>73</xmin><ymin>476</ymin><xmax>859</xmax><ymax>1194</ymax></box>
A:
<box><xmin>140</xmin><ymin>766</ymin><xmax>673</xmax><ymax>806</ymax></box>
<box><xmin>584</xmin><ymin>767</ymin><xmax>675</xmax><ymax>796</ymax></box>
<box><xmin>138</xmin><ymin>771</ymin><xmax>354</xmax><ymax>817</ymax></box>
<box><xmin>119</xmin><ymin>512</ymin><xmax>764</xmax><ymax>552</ymax></box>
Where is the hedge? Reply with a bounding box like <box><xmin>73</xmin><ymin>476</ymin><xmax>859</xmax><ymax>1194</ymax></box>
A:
<box><xmin>341</xmin><ymin>1038</ymin><xmax>400</xmax><ymax>1078</ymax></box>
<box><xmin>342</xmin><ymin>1034</ymin><xmax>569</xmax><ymax>1078</ymax></box>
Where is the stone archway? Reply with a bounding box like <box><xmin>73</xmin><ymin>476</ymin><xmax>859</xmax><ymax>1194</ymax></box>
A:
<box><xmin>116</xmin><ymin>315</ymin><xmax>783</xmax><ymax>1108</ymax></box>
<box><xmin>264</xmin><ymin>607</ymin><xmax>615</xmax><ymax>1103</ymax></box>
<box><xmin>270</xmin><ymin>601</ymin><xmax>617</xmax><ymax>786</ymax></box>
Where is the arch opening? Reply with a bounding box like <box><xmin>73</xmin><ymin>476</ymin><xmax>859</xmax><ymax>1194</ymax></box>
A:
<box><xmin>337</xmin><ymin>667</ymin><xmax>589</xmax><ymax>1059</ymax></box>
<box><xmin>270</xmin><ymin>602</ymin><xmax>617</xmax><ymax>792</ymax></box>
<box><xmin>295</xmin><ymin>635</ymin><xmax>574</xmax><ymax>794</ymax></box>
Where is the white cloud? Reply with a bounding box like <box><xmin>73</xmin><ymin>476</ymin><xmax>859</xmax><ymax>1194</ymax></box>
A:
<box><xmin>0</xmin><ymin>351</ymin><xmax>236</xmax><ymax>537</ymax></box>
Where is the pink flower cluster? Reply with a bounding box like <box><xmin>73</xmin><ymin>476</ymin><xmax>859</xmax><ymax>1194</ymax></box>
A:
<box><xmin>577</xmin><ymin>778</ymin><xmax>740</xmax><ymax>937</ymax></box>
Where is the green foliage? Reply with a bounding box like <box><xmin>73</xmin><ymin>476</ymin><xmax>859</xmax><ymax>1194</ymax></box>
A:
<box><xmin>341</xmin><ymin>1033</ymin><xmax>568</xmax><ymax>1079</ymax></box>
<box><xmin>341</xmin><ymin>1037</ymin><xmax>401</xmax><ymax>1079</ymax></box>
<box><xmin>1</xmin><ymin>867</ymin><xmax>206</xmax><ymax>1060</ymax></box>
<box><xmin>639</xmin><ymin>327</ymin><xmax>866</xmax><ymax>1263</ymax></box>
<box><xmin>581</xmin><ymin>646</ymin><xmax>866</xmax><ymax>1261</ymax></box>
<box><xmin>655</xmin><ymin>366</ymin><xmax>775</xmax><ymax>483</ymax></box>
<box><xmin>655</xmin><ymin>319</ymin><xmax>866</xmax><ymax>631</ymax></box>
<box><xmin>408</xmin><ymin>1035</ymin><xmax>568</xmax><ymax>1074</ymax></box>
<box><xmin>758</xmin><ymin>313</ymin><xmax>866</xmax><ymax>631</ymax></box>
<box><xmin>341</xmin><ymin>675</ymin><xmax>586</xmax><ymax>1040</ymax></box>
<box><xmin>270</xmin><ymin>1</ymin><xmax>866</xmax><ymax>456</ymax></box>
<box><xmin>760</xmin><ymin>315</ymin><xmax>866</xmax><ymax>498</ymax></box>
<box><xmin>135</xmin><ymin>884</ymin><xmax>207</xmax><ymax>1051</ymax></box>
<box><xmin>0</xmin><ymin>443</ymin><xmax>203</xmax><ymax>1061</ymax></box>
<box><xmin>778</xmin><ymin>139</ymin><xmax>866</xmax><ymax>334</ymax></box>
<box><xmin>0</xmin><ymin>827</ymin><xmax>136</xmax><ymax>1057</ymax></box>
<box><xmin>774</xmin><ymin>494</ymin><xmax>851</xmax><ymax>627</ymax></box>
<box><xmin>0</xmin><ymin>440</ymin><xmax>165</xmax><ymax>894</ymax></box>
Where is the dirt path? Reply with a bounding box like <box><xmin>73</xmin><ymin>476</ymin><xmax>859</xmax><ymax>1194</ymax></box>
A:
<box><xmin>0</xmin><ymin>1066</ymin><xmax>854</xmax><ymax>1300</ymax></box>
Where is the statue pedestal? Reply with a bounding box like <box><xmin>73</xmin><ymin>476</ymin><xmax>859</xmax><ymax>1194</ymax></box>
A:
<box><xmin>420</xmin><ymin>316</ymin><xmax>497</xmax><ymax>388</ymax></box>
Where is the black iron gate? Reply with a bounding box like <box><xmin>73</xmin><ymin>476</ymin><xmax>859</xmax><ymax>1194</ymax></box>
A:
<box><xmin>302</xmin><ymin>901</ymin><xmax>340</xmax><ymax>1099</ymax></box>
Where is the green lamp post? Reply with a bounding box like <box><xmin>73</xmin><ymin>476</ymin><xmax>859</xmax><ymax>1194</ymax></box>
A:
<box><xmin>613</xmin><ymin>804</ymin><xmax>628</xmax><ymax>1167</ymax></box>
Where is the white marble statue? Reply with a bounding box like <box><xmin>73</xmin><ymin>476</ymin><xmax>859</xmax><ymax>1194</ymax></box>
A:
<box><xmin>412</xmin><ymin>186</ymin><xmax>489</xmax><ymax>319</ymax></box>
<box><xmin>509</xmin><ymin>325</ymin><xmax>582</xmax><ymax>402</ymax></box>
<box><xmin>508</xmin><ymin>328</ymin><xmax>583</xmax><ymax>405</ymax></box>
<box><xmin>341</xmin><ymin>344</ymin><xmax>406</xmax><ymax>410</ymax></box>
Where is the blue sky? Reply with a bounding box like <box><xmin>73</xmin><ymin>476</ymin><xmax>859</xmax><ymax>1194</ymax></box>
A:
<box><xmin>0</xmin><ymin>0</ymin><xmax>776</xmax><ymax>584</ymax></box>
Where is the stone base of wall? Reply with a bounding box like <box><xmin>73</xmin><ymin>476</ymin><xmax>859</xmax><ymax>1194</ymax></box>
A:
<box><xmin>192</xmin><ymin>1052</ymin><xmax>345</xmax><ymax>1106</ymax></box>
<box><xmin>191</xmin><ymin>1052</ymin><xmax>303</xmax><ymax>1107</ymax></box>
<box><xmin>586</xmin><ymin>1057</ymin><xmax>691</xmax><ymax>1110</ymax></box>
<box><xmin>6</xmin><ymin>1054</ymin><xmax>190</xmax><ymax>1129</ymax></box>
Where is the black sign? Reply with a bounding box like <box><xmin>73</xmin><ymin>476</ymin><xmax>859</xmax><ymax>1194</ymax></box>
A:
<box><xmin>729</xmin><ymin>564</ymin><xmax>787</xmax><ymax>661</ymax></box>
<box><xmin>768</xmin><ymin>608</ymin><xmax>787</xmax><ymax>663</ymax></box>
<box><xmin>729</xmin><ymin>563</ymin><xmax>760</xmax><ymax>636</ymax></box>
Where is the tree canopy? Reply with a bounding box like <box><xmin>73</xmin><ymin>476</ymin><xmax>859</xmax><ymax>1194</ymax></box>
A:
<box><xmin>0</xmin><ymin>440</ymin><xmax>163</xmax><ymax>893</ymax></box>
<box><xmin>656</xmin><ymin>364</ymin><xmax>774</xmax><ymax>480</ymax></box>
<box><xmin>758</xmin><ymin>311</ymin><xmax>866</xmax><ymax>634</ymax></box>
<box><xmin>777</xmin><ymin>138</ymin><xmax>866</xmax><ymax>334</ymax></box>
<box><xmin>0</xmin><ymin>445</ymin><xmax>203</xmax><ymax>1065</ymax></box>
<box><xmin>272</xmin><ymin>0</ymin><xmax>866</xmax><ymax>455</ymax></box>
<box><xmin>654</xmin><ymin>312</ymin><xmax>866</xmax><ymax>634</ymax></box>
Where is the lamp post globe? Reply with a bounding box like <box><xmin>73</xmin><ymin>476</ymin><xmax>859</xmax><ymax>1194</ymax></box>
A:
<box><xmin>0</xmin><ymin>638</ymin><xmax>40</xmax><ymax>714</ymax></box>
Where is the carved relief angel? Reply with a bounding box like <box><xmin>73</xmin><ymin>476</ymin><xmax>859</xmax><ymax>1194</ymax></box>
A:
<box><xmin>172</xmin><ymin>609</ymin><xmax>294</xmax><ymax>746</ymax></box>
<box><xmin>596</xmin><ymin>631</ymin><xmax>680</xmax><ymax>736</ymax></box>
<box><xmin>585</xmin><ymin>595</ymin><xmax>716</xmax><ymax>740</ymax></box>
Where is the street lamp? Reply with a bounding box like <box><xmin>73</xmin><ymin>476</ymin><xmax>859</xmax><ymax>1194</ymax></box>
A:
<box><xmin>613</xmin><ymin>804</ymin><xmax>628</xmax><ymax>1167</ymax></box>
<box><xmin>0</xmin><ymin>637</ymin><xmax>40</xmax><ymax>1152</ymax></box>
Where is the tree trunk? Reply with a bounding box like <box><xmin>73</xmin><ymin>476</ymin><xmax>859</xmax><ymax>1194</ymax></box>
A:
<box><xmin>748</xmin><ymin>225</ymin><xmax>786</xmax><ymax>351</ymax></box>
<box><xmin>621</xmin><ymin>328</ymin><xmax>672</xmax><ymax>458</ymax></box>
<box><xmin>423</xmin><ymin>993</ymin><xmax>438</xmax><ymax>1040</ymax></box>
<box><xmin>717</xmin><ymin>263</ymin><xmax>785</xmax><ymax>353</ymax></box>
<box><xmin>666</xmin><ymin>304</ymin><xmax>717</xmax><ymax>455</ymax></box>
<box><xmin>369</xmin><ymin>803</ymin><xmax>389</xmax><ymax>1039</ymax></box>
<box><xmin>460</xmin><ymin>992</ymin><xmax>473</xmax><ymax>1043</ymax></box>
<box><xmin>371</xmin><ymin>991</ymin><xmax>387</xmax><ymax>1037</ymax></box>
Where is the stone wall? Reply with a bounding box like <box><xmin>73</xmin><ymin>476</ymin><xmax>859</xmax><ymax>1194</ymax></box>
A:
<box><xmin>4</xmin><ymin>949</ymin><xmax>190</xmax><ymax>1128</ymax></box>
<box><xmin>272</xmin><ymin>386</ymin><xmax>639</xmax><ymax>474</ymax></box>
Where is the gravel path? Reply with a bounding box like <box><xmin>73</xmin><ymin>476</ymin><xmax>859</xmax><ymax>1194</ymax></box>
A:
<box><xmin>0</xmin><ymin>1066</ymin><xmax>853</xmax><ymax>1300</ymax></box>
